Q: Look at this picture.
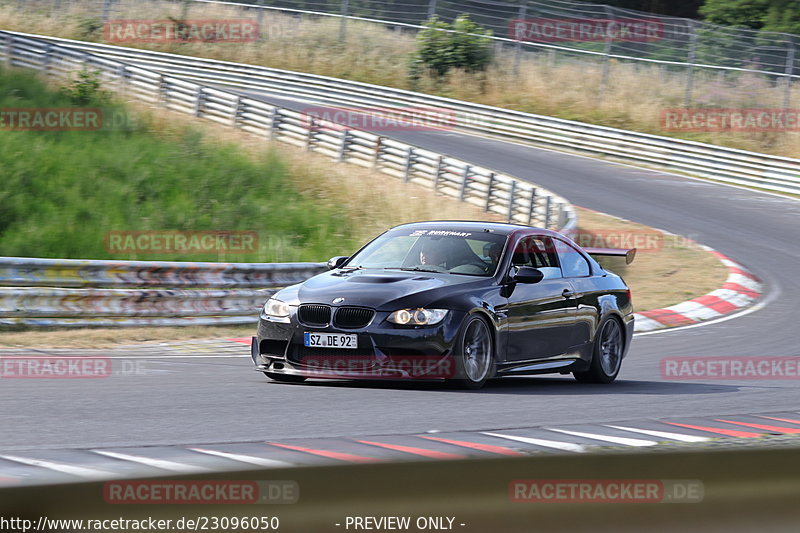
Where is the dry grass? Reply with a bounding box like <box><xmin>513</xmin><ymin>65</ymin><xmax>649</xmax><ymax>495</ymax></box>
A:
<box><xmin>0</xmin><ymin>325</ymin><xmax>254</xmax><ymax>348</ymax></box>
<box><xmin>574</xmin><ymin>206</ymin><xmax>727</xmax><ymax>311</ymax></box>
<box><xmin>2</xmin><ymin>0</ymin><xmax>799</xmax><ymax>157</ymax></box>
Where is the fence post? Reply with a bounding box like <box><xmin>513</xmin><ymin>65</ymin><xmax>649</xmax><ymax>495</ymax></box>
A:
<box><xmin>373</xmin><ymin>136</ymin><xmax>383</xmax><ymax>169</ymax></box>
<box><xmin>433</xmin><ymin>155</ymin><xmax>443</xmax><ymax>190</ymax></box>
<box><xmin>156</xmin><ymin>73</ymin><xmax>166</xmax><ymax>103</ymax></box>
<box><xmin>599</xmin><ymin>5</ymin><xmax>615</xmax><ymax>101</ymax></box>
<box><xmin>403</xmin><ymin>146</ymin><xmax>415</xmax><ymax>182</ymax></box>
<box><xmin>232</xmin><ymin>96</ymin><xmax>243</xmax><ymax>128</ymax></box>
<box><xmin>101</xmin><ymin>0</ymin><xmax>113</xmax><ymax>22</ymax></box>
<box><xmin>267</xmin><ymin>108</ymin><xmax>280</xmax><ymax>139</ymax></box>
<box><xmin>784</xmin><ymin>41</ymin><xmax>796</xmax><ymax>110</ymax></box>
<box><xmin>193</xmin><ymin>86</ymin><xmax>204</xmax><ymax>118</ymax></box>
<box><xmin>527</xmin><ymin>188</ymin><xmax>537</xmax><ymax>225</ymax></box>
<box><xmin>427</xmin><ymin>0</ymin><xmax>437</xmax><ymax>20</ymax></box>
<box><xmin>116</xmin><ymin>64</ymin><xmax>128</xmax><ymax>94</ymax></box>
<box><xmin>42</xmin><ymin>43</ymin><xmax>53</xmax><ymax>77</ymax></box>
<box><xmin>684</xmin><ymin>20</ymin><xmax>698</xmax><ymax>107</ymax></box>
<box><xmin>544</xmin><ymin>196</ymin><xmax>552</xmax><ymax>228</ymax></box>
<box><xmin>506</xmin><ymin>181</ymin><xmax>517</xmax><ymax>223</ymax></box>
<box><xmin>339</xmin><ymin>0</ymin><xmax>349</xmax><ymax>42</ymax></box>
<box><xmin>459</xmin><ymin>165</ymin><xmax>471</xmax><ymax>200</ymax></box>
<box><xmin>485</xmin><ymin>172</ymin><xmax>495</xmax><ymax>212</ymax></box>
<box><xmin>513</xmin><ymin>4</ymin><xmax>527</xmax><ymax>78</ymax></box>
<box><xmin>338</xmin><ymin>129</ymin><xmax>350</xmax><ymax>162</ymax></box>
<box><xmin>256</xmin><ymin>0</ymin><xmax>266</xmax><ymax>42</ymax></box>
<box><xmin>305</xmin><ymin>118</ymin><xmax>317</xmax><ymax>151</ymax></box>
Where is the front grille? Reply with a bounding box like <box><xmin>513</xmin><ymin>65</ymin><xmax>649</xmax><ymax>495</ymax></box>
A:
<box><xmin>333</xmin><ymin>307</ymin><xmax>375</xmax><ymax>329</ymax></box>
<box><xmin>298</xmin><ymin>304</ymin><xmax>331</xmax><ymax>326</ymax></box>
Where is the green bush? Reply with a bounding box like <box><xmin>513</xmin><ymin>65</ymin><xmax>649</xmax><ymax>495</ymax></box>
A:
<box><xmin>409</xmin><ymin>15</ymin><xmax>493</xmax><ymax>80</ymax></box>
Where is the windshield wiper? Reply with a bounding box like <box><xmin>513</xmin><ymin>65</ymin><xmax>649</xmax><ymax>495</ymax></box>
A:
<box><xmin>385</xmin><ymin>267</ymin><xmax>445</xmax><ymax>273</ymax></box>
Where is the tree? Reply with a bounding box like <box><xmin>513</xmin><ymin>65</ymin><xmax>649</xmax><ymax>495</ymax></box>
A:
<box><xmin>409</xmin><ymin>15</ymin><xmax>493</xmax><ymax>80</ymax></box>
<box><xmin>700</xmin><ymin>0</ymin><xmax>800</xmax><ymax>34</ymax></box>
<box><xmin>700</xmin><ymin>0</ymin><xmax>771</xmax><ymax>29</ymax></box>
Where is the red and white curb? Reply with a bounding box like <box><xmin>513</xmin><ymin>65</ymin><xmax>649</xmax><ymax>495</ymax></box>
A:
<box><xmin>634</xmin><ymin>247</ymin><xmax>763</xmax><ymax>332</ymax></box>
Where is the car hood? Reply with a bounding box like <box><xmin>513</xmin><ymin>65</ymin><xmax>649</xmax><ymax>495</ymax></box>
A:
<box><xmin>290</xmin><ymin>269</ymin><xmax>483</xmax><ymax>310</ymax></box>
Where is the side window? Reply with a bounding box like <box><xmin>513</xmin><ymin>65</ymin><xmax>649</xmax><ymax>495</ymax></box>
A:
<box><xmin>512</xmin><ymin>236</ymin><xmax>562</xmax><ymax>278</ymax></box>
<box><xmin>554</xmin><ymin>239</ymin><xmax>591</xmax><ymax>278</ymax></box>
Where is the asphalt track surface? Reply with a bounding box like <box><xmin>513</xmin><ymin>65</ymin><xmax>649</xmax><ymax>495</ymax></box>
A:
<box><xmin>2</xmin><ymin>91</ymin><xmax>799</xmax><ymax>453</ymax></box>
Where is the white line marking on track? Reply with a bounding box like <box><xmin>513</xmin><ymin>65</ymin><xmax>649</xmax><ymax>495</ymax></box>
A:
<box><xmin>188</xmin><ymin>448</ymin><xmax>291</xmax><ymax>467</ymax></box>
<box><xmin>0</xmin><ymin>455</ymin><xmax>114</xmax><ymax>479</ymax></box>
<box><xmin>546</xmin><ymin>428</ymin><xmax>657</xmax><ymax>447</ymax></box>
<box><xmin>604</xmin><ymin>425</ymin><xmax>710</xmax><ymax>443</ymax></box>
<box><xmin>92</xmin><ymin>450</ymin><xmax>211</xmax><ymax>473</ymax></box>
<box><xmin>482</xmin><ymin>432</ymin><xmax>585</xmax><ymax>453</ymax></box>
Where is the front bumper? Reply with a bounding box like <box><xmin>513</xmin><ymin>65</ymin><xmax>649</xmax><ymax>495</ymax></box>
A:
<box><xmin>252</xmin><ymin>309</ymin><xmax>465</xmax><ymax>380</ymax></box>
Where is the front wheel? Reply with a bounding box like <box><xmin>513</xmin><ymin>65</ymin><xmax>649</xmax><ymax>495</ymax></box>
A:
<box><xmin>453</xmin><ymin>315</ymin><xmax>495</xmax><ymax>390</ymax></box>
<box><xmin>263</xmin><ymin>372</ymin><xmax>306</xmax><ymax>383</ymax></box>
<box><xmin>573</xmin><ymin>317</ymin><xmax>624</xmax><ymax>384</ymax></box>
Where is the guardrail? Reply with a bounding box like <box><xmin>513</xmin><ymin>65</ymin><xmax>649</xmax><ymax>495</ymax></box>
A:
<box><xmin>0</xmin><ymin>31</ymin><xmax>577</xmax><ymax>327</ymax></box>
<box><xmin>6</xmin><ymin>30</ymin><xmax>799</xmax><ymax>195</ymax></box>
<box><xmin>0</xmin><ymin>257</ymin><xmax>326</xmax><ymax>327</ymax></box>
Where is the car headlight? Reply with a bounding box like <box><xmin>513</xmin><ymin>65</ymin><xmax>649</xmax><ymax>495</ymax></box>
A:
<box><xmin>387</xmin><ymin>308</ymin><xmax>448</xmax><ymax>326</ymax></box>
<box><xmin>264</xmin><ymin>297</ymin><xmax>290</xmax><ymax>318</ymax></box>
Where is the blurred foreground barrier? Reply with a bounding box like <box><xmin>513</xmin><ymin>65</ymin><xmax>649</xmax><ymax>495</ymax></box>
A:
<box><xmin>2</xmin><ymin>445</ymin><xmax>799</xmax><ymax>533</ymax></box>
<box><xmin>4</xmin><ymin>30</ymin><xmax>800</xmax><ymax>195</ymax></box>
<box><xmin>0</xmin><ymin>257</ymin><xmax>326</xmax><ymax>327</ymax></box>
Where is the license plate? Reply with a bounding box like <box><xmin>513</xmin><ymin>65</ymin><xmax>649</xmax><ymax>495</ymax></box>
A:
<box><xmin>304</xmin><ymin>332</ymin><xmax>358</xmax><ymax>349</ymax></box>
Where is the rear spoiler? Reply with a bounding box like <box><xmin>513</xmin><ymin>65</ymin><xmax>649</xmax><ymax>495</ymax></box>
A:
<box><xmin>585</xmin><ymin>247</ymin><xmax>637</xmax><ymax>265</ymax></box>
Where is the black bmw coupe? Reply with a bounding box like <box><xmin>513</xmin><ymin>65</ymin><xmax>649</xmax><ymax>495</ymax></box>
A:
<box><xmin>251</xmin><ymin>221</ymin><xmax>635</xmax><ymax>389</ymax></box>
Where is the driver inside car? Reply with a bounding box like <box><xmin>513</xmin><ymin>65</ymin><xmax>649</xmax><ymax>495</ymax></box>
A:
<box><xmin>419</xmin><ymin>238</ymin><xmax>491</xmax><ymax>275</ymax></box>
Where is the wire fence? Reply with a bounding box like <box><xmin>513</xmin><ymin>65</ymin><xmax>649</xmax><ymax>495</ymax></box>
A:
<box><xmin>8</xmin><ymin>0</ymin><xmax>798</xmax><ymax>107</ymax></box>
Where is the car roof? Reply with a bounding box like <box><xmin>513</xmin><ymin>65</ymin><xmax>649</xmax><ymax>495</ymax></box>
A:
<box><xmin>389</xmin><ymin>220</ymin><xmax>558</xmax><ymax>238</ymax></box>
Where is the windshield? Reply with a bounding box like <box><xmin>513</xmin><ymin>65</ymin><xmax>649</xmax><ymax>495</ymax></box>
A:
<box><xmin>347</xmin><ymin>228</ymin><xmax>507</xmax><ymax>277</ymax></box>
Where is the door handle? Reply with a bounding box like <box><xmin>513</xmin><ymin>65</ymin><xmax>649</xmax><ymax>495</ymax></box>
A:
<box><xmin>562</xmin><ymin>289</ymin><xmax>575</xmax><ymax>299</ymax></box>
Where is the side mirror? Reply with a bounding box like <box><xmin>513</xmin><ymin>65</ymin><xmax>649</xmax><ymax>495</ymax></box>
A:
<box><xmin>513</xmin><ymin>266</ymin><xmax>544</xmax><ymax>284</ymax></box>
<box><xmin>327</xmin><ymin>256</ymin><xmax>349</xmax><ymax>270</ymax></box>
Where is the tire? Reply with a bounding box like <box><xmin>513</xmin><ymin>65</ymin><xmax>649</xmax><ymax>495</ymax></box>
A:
<box><xmin>573</xmin><ymin>316</ymin><xmax>624</xmax><ymax>384</ymax></box>
<box><xmin>263</xmin><ymin>372</ymin><xmax>307</xmax><ymax>383</ymax></box>
<box><xmin>452</xmin><ymin>315</ymin><xmax>495</xmax><ymax>390</ymax></box>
